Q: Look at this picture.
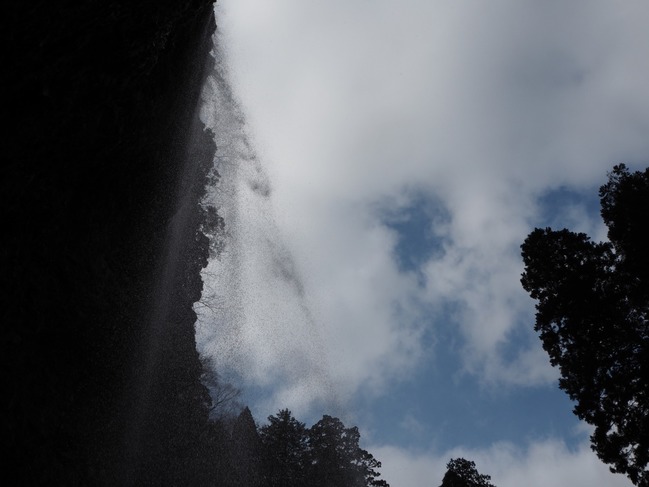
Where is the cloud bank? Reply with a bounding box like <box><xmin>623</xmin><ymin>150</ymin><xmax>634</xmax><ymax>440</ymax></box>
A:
<box><xmin>372</xmin><ymin>437</ymin><xmax>633</xmax><ymax>487</ymax></box>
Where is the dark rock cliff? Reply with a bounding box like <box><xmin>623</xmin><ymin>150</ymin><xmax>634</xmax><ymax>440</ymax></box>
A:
<box><xmin>3</xmin><ymin>1</ymin><xmax>219</xmax><ymax>484</ymax></box>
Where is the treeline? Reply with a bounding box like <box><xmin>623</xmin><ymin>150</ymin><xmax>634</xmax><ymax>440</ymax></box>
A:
<box><xmin>203</xmin><ymin>400</ymin><xmax>500</xmax><ymax>487</ymax></box>
<box><xmin>196</xmin><ymin>407</ymin><xmax>390</xmax><ymax>487</ymax></box>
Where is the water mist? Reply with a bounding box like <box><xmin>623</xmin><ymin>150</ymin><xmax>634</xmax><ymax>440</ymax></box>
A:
<box><xmin>195</xmin><ymin>29</ymin><xmax>339</xmax><ymax>420</ymax></box>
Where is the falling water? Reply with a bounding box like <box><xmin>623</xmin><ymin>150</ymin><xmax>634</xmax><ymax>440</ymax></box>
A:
<box><xmin>195</xmin><ymin>29</ymin><xmax>339</xmax><ymax>419</ymax></box>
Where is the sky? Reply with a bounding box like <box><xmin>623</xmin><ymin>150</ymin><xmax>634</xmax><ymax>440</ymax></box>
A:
<box><xmin>195</xmin><ymin>1</ymin><xmax>649</xmax><ymax>486</ymax></box>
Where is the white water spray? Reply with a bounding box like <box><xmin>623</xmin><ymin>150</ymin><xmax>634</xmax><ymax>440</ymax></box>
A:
<box><xmin>195</xmin><ymin>30</ymin><xmax>338</xmax><ymax>419</ymax></box>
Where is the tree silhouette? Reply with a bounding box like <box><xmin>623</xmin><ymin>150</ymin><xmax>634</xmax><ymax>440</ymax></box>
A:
<box><xmin>231</xmin><ymin>407</ymin><xmax>264</xmax><ymax>487</ymax></box>
<box><xmin>439</xmin><ymin>458</ymin><xmax>495</xmax><ymax>487</ymax></box>
<box><xmin>521</xmin><ymin>164</ymin><xmax>649</xmax><ymax>486</ymax></box>
<box><xmin>307</xmin><ymin>415</ymin><xmax>389</xmax><ymax>487</ymax></box>
<box><xmin>260</xmin><ymin>409</ymin><xmax>309</xmax><ymax>487</ymax></box>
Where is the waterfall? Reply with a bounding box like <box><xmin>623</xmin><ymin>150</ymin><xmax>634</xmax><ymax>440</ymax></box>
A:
<box><xmin>195</xmin><ymin>30</ymin><xmax>339</xmax><ymax>419</ymax></box>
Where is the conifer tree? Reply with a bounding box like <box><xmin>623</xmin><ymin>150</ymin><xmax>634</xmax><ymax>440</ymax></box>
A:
<box><xmin>521</xmin><ymin>164</ymin><xmax>649</xmax><ymax>486</ymax></box>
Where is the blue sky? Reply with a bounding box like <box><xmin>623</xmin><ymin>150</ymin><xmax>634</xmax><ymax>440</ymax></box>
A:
<box><xmin>195</xmin><ymin>1</ymin><xmax>649</xmax><ymax>485</ymax></box>
<box><xmin>353</xmin><ymin>186</ymin><xmax>599</xmax><ymax>451</ymax></box>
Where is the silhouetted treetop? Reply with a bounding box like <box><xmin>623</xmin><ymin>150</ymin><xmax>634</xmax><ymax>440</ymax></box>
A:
<box><xmin>307</xmin><ymin>415</ymin><xmax>389</xmax><ymax>487</ymax></box>
<box><xmin>439</xmin><ymin>458</ymin><xmax>496</xmax><ymax>487</ymax></box>
<box><xmin>231</xmin><ymin>407</ymin><xmax>264</xmax><ymax>487</ymax></box>
<box><xmin>521</xmin><ymin>164</ymin><xmax>649</xmax><ymax>486</ymax></box>
<box><xmin>600</xmin><ymin>164</ymin><xmax>649</xmax><ymax>292</ymax></box>
<box><xmin>260</xmin><ymin>409</ymin><xmax>309</xmax><ymax>487</ymax></box>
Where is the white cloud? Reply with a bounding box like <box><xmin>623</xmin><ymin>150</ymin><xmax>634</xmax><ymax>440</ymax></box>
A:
<box><xmin>199</xmin><ymin>0</ymin><xmax>649</xmax><ymax>416</ymax></box>
<box><xmin>372</xmin><ymin>439</ymin><xmax>633</xmax><ymax>487</ymax></box>
<box><xmin>399</xmin><ymin>412</ymin><xmax>428</xmax><ymax>437</ymax></box>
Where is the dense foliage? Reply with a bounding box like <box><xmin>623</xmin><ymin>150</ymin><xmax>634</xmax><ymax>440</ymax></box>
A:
<box><xmin>521</xmin><ymin>165</ymin><xmax>649</xmax><ymax>486</ymax></box>
<box><xmin>256</xmin><ymin>410</ymin><xmax>390</xmax><ymax>487</ymax></box>
<box><xmin>439</xmin><ymin>458</ymin><xmax>496</xmax><ymax>487</ymax></box>
<box><xmin>171</xmin><ymin>406</ymin><xmax>391</xmax><ymax>487</ymax></box>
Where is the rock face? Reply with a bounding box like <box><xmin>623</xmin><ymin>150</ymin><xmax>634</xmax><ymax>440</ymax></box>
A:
<box><xmin>3</xmin><ymin>1</ymin><xmax>219</xmax><ymax>484</ymax></box>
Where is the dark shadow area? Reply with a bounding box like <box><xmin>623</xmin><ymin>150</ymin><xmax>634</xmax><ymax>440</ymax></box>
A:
<box><xmin>3</xmin><ymin>1</ymin><xmax>220</xmax><ymax>484</ymax></box>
